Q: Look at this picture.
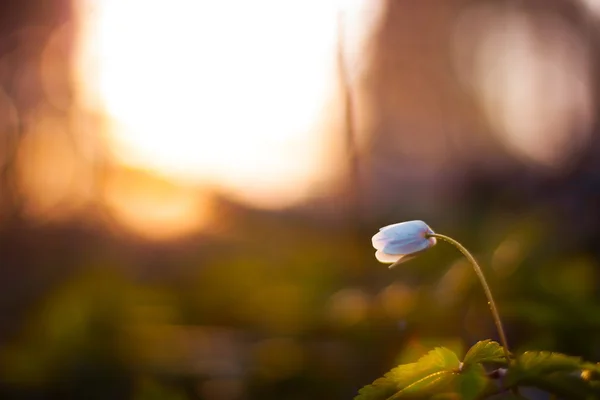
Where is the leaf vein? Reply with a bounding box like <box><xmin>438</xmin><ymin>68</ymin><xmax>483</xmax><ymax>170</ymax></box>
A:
<box><xmin>386</xmin><ymin>370</ymin><xmax>453</xmax><ymax>400</ymax></box>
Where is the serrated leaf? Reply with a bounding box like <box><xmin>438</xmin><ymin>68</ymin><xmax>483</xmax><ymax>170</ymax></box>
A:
<box><xmin>509</xmin><ymin>351</ymin><xmax>584</xmax><ymax>380</ymax></box>
<box><xmin>354</xmin><ymin>364</ymin><xmax>413</xmax><ymax>400</ymax></box>
<box><xmin>427</xmin><ymin>347</ymin><xmax>462</xmax><ymax>370</ymax></box>
<box><xmin>463</xmin><ymin>340</ymin><xmax>508</xmax><ymax>366</ymax></box>
<box><xmin>505</xmin><ymin>351</ymin><xmax>600</xmax><ymax>399</ymax></box>
<box><xmin>355</xmin><ymin>347</ymin><xmax>461</xmax><ymax>400</ymax></box>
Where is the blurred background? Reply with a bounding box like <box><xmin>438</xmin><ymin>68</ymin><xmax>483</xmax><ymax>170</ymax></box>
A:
<box><xmin>2</xmin><ymin>0</ymin><xmax>600</xmax><ymax>398</ymax></box>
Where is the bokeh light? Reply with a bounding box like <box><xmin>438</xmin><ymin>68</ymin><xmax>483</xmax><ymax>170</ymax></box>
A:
<box><xmin>101</xmin><ymin>168</ymin><xmax>212</xmax><ymax>240</ymax></box>
<box><xmin>452</xmin><ymin>2</ymin><xmax>594</xmax><ymax>168</ymax></box>
<box><xmin>15</xmin><ymin>111</ymin><xmax>95</xmax><ymax>221</ymax></box>
<box><xmin>75</xmin><ymin>0</ymin><xmax>345</xmax><ymax>210</ymax></box>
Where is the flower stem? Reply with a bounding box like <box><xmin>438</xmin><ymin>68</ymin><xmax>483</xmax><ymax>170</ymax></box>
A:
<box><xmin>427</xmin><ymin>233</ymin><xmax>512</xmax><ymax>362</ymax></box>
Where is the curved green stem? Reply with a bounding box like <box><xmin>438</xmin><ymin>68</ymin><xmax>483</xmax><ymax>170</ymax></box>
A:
<box><xmin>427</xmin><ymin>233</ymin><xmax>512</xmax><ymax>362</ymax></box>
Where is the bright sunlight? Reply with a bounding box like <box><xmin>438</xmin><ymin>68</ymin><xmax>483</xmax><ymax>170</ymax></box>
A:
<box><xmin>73</xmin><ymin>0</ymin><xmax>378</xmax><ymax>239</ymax></box>
<box><xmin>75</xmin><ymin>0</ymin><xmax>351</xmax><ymax>206</ymax></box>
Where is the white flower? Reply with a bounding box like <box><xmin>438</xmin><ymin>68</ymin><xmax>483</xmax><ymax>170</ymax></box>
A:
<box><xmin>371</xmin><ymin>220</ymin><xmax>436</xmax><ymax>266</ymax></box>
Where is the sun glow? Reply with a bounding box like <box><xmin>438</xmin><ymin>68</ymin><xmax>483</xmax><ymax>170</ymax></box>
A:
<box><xmin>76</xmin><ymin>0</ymin><xmax>347</xmax><ymax>208</ymax></box>
<box><xmin>74</xmin><ymin>0</ymin><xmax>380</xmax><ymax>239</ymax></box>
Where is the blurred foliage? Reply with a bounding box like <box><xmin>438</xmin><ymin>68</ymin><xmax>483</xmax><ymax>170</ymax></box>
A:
<box><xmin>2</xmin><ymin>209</ymin><xmax>600</xmax><ymax>399</ymax></box>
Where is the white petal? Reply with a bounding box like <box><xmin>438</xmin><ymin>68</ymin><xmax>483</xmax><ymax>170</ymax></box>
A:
<box><xmin>383</xmin><ymin>237</ymin><xmax>430</xmax><ymax>256</ymax></box>
<box><xmin>372</xmin><ymin>221</ymin><xmax>436</xmax><ymax>266</ymax></box>
<box><xmin>375</xmin><ymin>250</ymin><xmax>403</xmax><ymax>263</ymax></box>
<box><xmin>371</xmin><ymin>231</ymin><xmax>389</xmax><ymax>250</ymax></box>
<box><xmin>380</xmin><ymin>220</ymin><xmax>429</xmax><ymax>235</ymax></box>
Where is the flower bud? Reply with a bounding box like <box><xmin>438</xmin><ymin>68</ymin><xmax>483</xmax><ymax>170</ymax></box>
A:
<box><xmin>372</xmin><ymin>220</ymin><xmax>436</xmax><ymax>266</ymax></box>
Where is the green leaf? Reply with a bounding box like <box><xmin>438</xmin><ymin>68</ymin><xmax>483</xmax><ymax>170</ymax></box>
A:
<box><xmin>508</xmin><ymin>351</ymin><xmax>583</xmax><ymax>380</ymax></box>
<box><xmin>429</xmin><ymin>395</ymin><xmax>461</xmax><ymax>400</ymax></box>
<box><xmin>462</xmin><ymin>340</ymin><xmax>508</xmax><ymax>366</ymax></box>
<box><xmin>456</xmin><ymin>364</ymin><xmax>489</xmax><ymax>400</ymax></box>
<box><xmin>505</xmin><ymin>351</ymin><xmax>600</xmax><ymax>399</ymax></box>
<box><xmin>354</xmin><ymin>364</ymin><xmax>412</xmax><ymax>400</ymax></box>
<box><xmin>355</xmin><ymin>347</ymin><xmax>461</xmax><ymax>400</ymax></box>
<box><xmin>425</xmin><ymin>347</ymin><xmax>462</xmax><ymax>371</ymax></box>
<box><xmin>389</xmin><ymin>369</ymin><xmax>456</xmax><ymax>399</ymax></box>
